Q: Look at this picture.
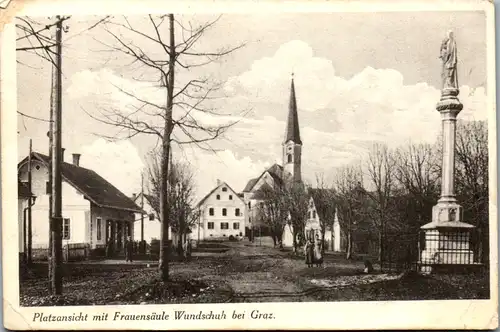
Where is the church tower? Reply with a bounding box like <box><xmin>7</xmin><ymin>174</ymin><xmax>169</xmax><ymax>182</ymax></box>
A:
<box><xmin>283</xmin><ymin>74</ymin><xmax>302</xmax><ymax>183</ymax></box>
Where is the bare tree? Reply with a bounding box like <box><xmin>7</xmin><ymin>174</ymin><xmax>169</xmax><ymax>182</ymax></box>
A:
<box><xmin>286</xmin><ymin>182</ymin><xmax>310</xmax><ymax>253</ymax></box>
<box><xmin>455</xmin><ymin>120</ymin><xmax>488</xmax><ymax>261</ymax></box>
<box><xmin>364</xmin><ymin>143</ymin><xmax>397</xmax><ymax>261</ymax></box>
<box><xmin>84</xmin><ymin>14</ymin><xmax>246</xmax><ymax>281</ymax></box>
<box><xmin>393</xmin><ymin>142</ymin><xmax>440</xmax><ymax>231</ymax></box>
<box><xmin>145</xmin><ymin>149</ymin><xmax>199</xmax><ymax>258</ymax></box>
<box><xmin>254</xmin><ymin>183</ymin><xmax>289</xmax><ymax>247</ymax></box>
<box><xmin>333</xmin><ymin>164</ymin><xmax>365</xmax><ymax>260</ymax></box>
<box><xmin>313</xmin><ymin>174</ymin><xmax>337</xmax><ymax>253</ymax></box>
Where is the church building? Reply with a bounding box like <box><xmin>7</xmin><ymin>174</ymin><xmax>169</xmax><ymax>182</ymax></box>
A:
<box><xmin>242</xmin><ymin>75</ymin><xmax>303</xmax><ymax>244</ymax></box>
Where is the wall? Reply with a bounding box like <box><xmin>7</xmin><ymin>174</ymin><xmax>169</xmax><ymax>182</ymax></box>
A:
<box><xmin>200</xmin><ymin>184</ymin><xmax>245</xmax><ymax>239</ymax></box>
<box><xmin>18</xmin><ymin>198</ymin><xmax>28</xmax><ymax>253</ymax></box>
<box><xmin>132</xmin><ymin>198</ymin><xmax>164</xmax><ymax>242</ymax></box>
<box><xmin>18</xmin><ymin>160</ymin><xmax>90</xmax><ymax>249</ymax></box>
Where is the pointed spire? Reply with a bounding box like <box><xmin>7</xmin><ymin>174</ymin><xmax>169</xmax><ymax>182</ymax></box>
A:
<box><xmin>284</xmin><ymin>73</ymin><xmax>302</xmax><ymax>144</ymax></box>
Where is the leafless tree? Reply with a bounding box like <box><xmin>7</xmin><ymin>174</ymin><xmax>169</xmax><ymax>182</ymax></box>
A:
<box><xmin>145</xmin><ymin>149</ymin><xmax>199</xmax><ymax>258</ymax></box>
<box><xmin>84</xmin><ymin>14</ymin><xmax>246</xmax><ymax>280</ymax></box>
<box><xmin>286</xmin><ymin>181</ymin><xmax>310</xmax><ymax>254</ymax></box>
<box><xmin>253</xmin><ymin>183</ymin><xmax>289</xmax><ymax>247</ymax></box>
<box><xmin>313</xmin><ymin>174</ymin><xmax>337</xmax><ymax>253</ymax></box>
<box><xmin>393</xmin><ymin>142</ymin><xmax>440</xmax><ymax>231</ymax></box>
<box><xmin>333</xmin><ymin>164</ymin><xmax>366</xmax><ymax>260</ymax></box>
<box><xmin>455</xmin><ymin>120</ymin><xmax>488</xmax><ymax>261</ymax></box>
<box><xmin>364</xmin><ymin>143</ymin><xmax>397</xmax><ymax>261</ymax></box>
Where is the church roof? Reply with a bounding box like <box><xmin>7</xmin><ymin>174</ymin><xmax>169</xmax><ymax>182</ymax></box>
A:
<box><xmin>18</xmin><ymin>152</ymin><xmax>143</xmax><ymax>213</ymax></box>
<box><xmin>242</xmin><ymin>163</ymin><xmax>284</xmax><ymax>193</ymax></box>
<box><xmin>284</xmin><ymin>76</ymin><xmax>302</xmax><ymax>145</ymax></box>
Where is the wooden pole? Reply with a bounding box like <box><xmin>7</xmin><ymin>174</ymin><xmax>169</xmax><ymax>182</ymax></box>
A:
<box><xmin>27</xmin><ymin>139</ymin><xmax>33</xmax><ymax>265</ymax></box>
<box><xmin>49</xmin><ymin>16</ymin><xmax>63</xmax><ymax>295</ymax></box>
<box><xmin>141</xmin><ymin>172</ymin><xmax>144</xmax><ymax>243</ymax></box>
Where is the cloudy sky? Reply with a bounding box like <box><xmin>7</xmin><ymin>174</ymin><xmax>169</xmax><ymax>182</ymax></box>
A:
<box><xmin>17</xmin><ymin>11</ymin><xmax>488</xmax><ymax>201</ymax></box>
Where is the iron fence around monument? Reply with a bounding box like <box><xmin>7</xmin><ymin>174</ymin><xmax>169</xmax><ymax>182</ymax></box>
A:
<box><xmin>380</xmin><ymin>231</ymin><xmax>421</xmax><ymax>273</ymax></box>
<box><xmin>381</xmin><ymin>228</ymin><xmax>484</xmax><ymax>273</ymax></box>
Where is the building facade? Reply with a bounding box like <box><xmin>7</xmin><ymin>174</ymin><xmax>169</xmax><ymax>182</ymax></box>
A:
<box><xmin>195</xmin><ymin>181</ymin><xmax>245</xmax><ymax>240</ymax></box>
<box><xmin>18</xmin><ymin>151</ymin><xmax>143</xmax><ymax>257</ymax></box>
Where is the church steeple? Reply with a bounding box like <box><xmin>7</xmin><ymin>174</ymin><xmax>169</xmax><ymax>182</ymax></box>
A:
<box><xmin>282</xmin><ymin>73</ymin><xmax>302</xmax><ymax>183</ymax></box>
<box><xmin>284</xmin><ymin>73</ymin><xmax>302</xmax><ymax>145</ymax></box>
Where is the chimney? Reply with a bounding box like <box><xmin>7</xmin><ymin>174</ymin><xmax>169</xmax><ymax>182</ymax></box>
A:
<box><xmin>61</xmin><ymin>148</ymin><xmax>65</xmax><ymax>162</ymax></box>
<box><xmin>72</xmin><ymin>153</ymin><xmax>81</xmax><ymax>166</ymax></box>
<box><xmin>216</xmin><ymin>179</ymin><xmax>221</xmax><ymax>186</ymax></box>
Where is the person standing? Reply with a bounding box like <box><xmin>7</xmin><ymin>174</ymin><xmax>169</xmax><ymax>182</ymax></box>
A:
<box><xmin>313</xmin><ymin>234</ymin><xmax>324</xmax><ymax>267</ymax></box>
<box><xmin>304</xmin><ymin>238</ymin><xmax>314</xmax><ymax>268</ymax></box>
<box><xmin>125</xmin><ymin>236</ymin><xmax>133</xmax><ymax>262</ymax></box>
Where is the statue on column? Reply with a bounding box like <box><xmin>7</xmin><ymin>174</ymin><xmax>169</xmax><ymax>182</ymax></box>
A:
<box><xmin>439</xmin><ymin>30</ymin><xmax>459</xmax><ymax>90</ymax></box>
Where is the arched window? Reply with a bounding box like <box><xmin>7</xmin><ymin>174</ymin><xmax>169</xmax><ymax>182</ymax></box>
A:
<box><xmin>287</xmin><ymin>154</ymin><xmax>292</xmax><ymax>163</ymax></box>
<box><xmin>222</xmin><ymin>208</ymin><xmax>227</xmax><ymax>216</ymax></box>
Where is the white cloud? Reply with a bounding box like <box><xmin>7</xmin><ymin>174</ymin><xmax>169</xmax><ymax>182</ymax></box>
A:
<box><xmin>66</xmin><ymin>40</ymin><xmax>488</xmax><ymax>197</ymax></box>
<box><xmin>80</xmin><ymin>138</ymin><xmax>145</xmax><ymax>196</ymax></box>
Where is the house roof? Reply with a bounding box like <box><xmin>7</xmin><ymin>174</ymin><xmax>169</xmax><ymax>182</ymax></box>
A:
<box><xmin>18</xmin><ymin>152</ymin><xmax>143</xmax><ymax>213</ymax></box>
<box><xmin>18</xmin><ymin>181</ymin><xmax>33</xmax><ymax>198</ymax></box>
<box><xmin>284</xmin><ymin>77</ymin><xmax>302</xmax><ymax>145</ymax></box>
<box><xmin>242</xmin><ymin>163</ymin><xmax>284</xmax><ymax>193</ymax></box>
<box><xmin>196</xmin><ymin>181</ymin><xmax>244</xmax><ymax>207</ymax></box>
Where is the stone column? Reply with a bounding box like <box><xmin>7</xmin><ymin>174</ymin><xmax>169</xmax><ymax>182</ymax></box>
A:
<box><xmin>420</xmin><ymin>87</ymin><xmax>475</xmax><ymax>272</ymax></box>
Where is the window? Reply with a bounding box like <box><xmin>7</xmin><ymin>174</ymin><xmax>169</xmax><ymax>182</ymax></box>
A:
<box><xmin>222</xmin><ymin>208</ymin><xmax>227</xmax><ymax>216</ymax></box>
<box><xmin>235</xmin><ymin>208</ymin><xmax>240</xmax><ymax>216</ymax></box>
<box><xmin>248</xmin><ymin>202</ymin><xmax>251</xmax><ymax>209</ymax></box>
<box><xmin>96</xmin><ymin>218</ymin><xmax>102</xmax><ymax>241</ymax></box>
<box><xmin>229</xmin><ymin>195</ymin><xmax>233</xmax><ymax>200</ymax></box>
<box><xmin>63</xmin><ymin>218</ymin><xmax>71</xmax><ymax>240</ymax></box>
<box><xmin>209</xmin><ymin>208</ymin><xmax>214</xmax><ymax>216</ymax></box>
<box><xmin>313</xmin><ymin>211</ymin><xmax>316</xmax><ymax>219</ymax></box>
<box><xmin>233</xmin><ymin>222</ymin><xmax>240</xmax><ymax>230</ymax></box>
<box><xmin>221</xmin><ymin>222</ymin><xmax>229</xmax><ymax>230</ymax></box>
<box><xmin>207</xmin><ymin>222</ymin><xmax>214</xmax><ymax>229</ymax></box>
<box><xmin>222</xmin><ymin>187</ymin><xmax>227</xmax><ymax>192</ymax></box>
<box><xmin>216</xmin><ymin>194</ymin><xmax>221</xmax><ymax>200</ymax></box>
<box><xmin>287</xmin><ymin>154</ymin><xmax>292</xmax><ymax>163</ymax></box>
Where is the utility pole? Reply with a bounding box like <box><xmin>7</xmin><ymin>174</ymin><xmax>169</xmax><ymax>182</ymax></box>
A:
<box><xmin>49</xmin><ymin>16</ymin><xmax>64</xmax><ymax>295</ymax></box>
<box><xmin>27</xmin><ymin>139</ymin><xmax>33</xmax><ymax>265</ymax></box>
<box><xmin>140</xmin><ymin>172</ymin><xmax>145</xmax><ymax>253</ymax></box>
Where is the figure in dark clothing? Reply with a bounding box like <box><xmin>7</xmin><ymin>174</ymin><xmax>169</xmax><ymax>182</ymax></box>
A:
<box><xmin>105</xmin><ymin>237</ymin><xmax>113</xmax><ymax>258</ymax></box>
<box><xmin>125</xmin><ymin>236</ymin><xmax>133</xmax><ymax>262</ymax></box>
<box><xmin>304</xmin><ymin>239</ymin><xmax>314</xmax><ymax>268</ymax></box>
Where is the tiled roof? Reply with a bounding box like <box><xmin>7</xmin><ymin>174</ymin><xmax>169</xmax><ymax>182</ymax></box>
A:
<box><xmin>242</xmin><ymin>163</ymin><xmax>285</xmax><ymax>193</ymax></box>
<box><xmin>19</xmin><ymin>152</ymin><xmax>143</xmax><ymax>213</ymax></box>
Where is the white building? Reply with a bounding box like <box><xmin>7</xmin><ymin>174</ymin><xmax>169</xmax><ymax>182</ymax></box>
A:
<box><xmin>18</xmin><ymin>181</ymin><xmax>34</xmax><ymax>261</ymax></box>
<box><xmin>304</xmin><ymin>189</ymin><xmax>342</xmax><ymax>252</ymax></box>
<box><xmin>194</xmin><ymin>181</ymin><xmax>245</xmax><ymax>240</ymax></box>
<box><xmin>17</xmin><ymin>151</ymin><xmax>143</xmax><ymax>257</ymax></box>
<box><xmin>131</xmin><ymin>192</ymin><xmax>172</xmax><ymax>242</ymax></box>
